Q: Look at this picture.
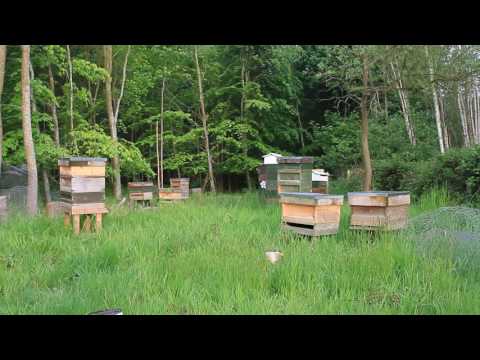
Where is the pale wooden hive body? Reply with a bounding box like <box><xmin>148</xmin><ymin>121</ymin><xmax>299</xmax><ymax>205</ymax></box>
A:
<box><xmin>347</xmin><ymin>191</ymin><xmax>410</xmax><ymax>230</ymax></box>
<box><xmin>279</xmin><ymin>192</ymin><xmax>344</xmax><ymax>236</ymax></box>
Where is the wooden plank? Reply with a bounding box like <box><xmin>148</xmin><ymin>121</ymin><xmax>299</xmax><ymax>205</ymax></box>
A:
<box><xmin>129</xmin><ymin>192</ymin><xmax>153</xmax><ymax>201</ymax></box>
<box><xmin>62</xmin><ymin>203</ymin><xmax>109</xmax><ymax>215</ymax></box>
<box><xmin>60</xmin><ymin>177</ymin><xmax>105</xmax><ymax>193</ymax></box>
<box><xmin>278</xmin><ymin>156</ymin><xmax>314</xmax><ymax>164</ymax></box>
<box><xmin>60</xmin><ymin>192</ymin><xmax>105</xmax><ymax>204</ymax></box>
<box><xmin>59</xmin><ymin>166</ymin><xmax>105</xmax><ymax>177</ymax></box>
<box><xmin>58</xmin><ymin>157</ymin><xmax>107</xmax><ymax>167</ymax></box>
<box><xmin>387</xmin><ymin>194</ymin><xmax>411</xmax><ymax>206</ymax></box>
<box><xmin>96</xmin><ymin>213</ymin><xmax>103</xmax><ymax>232</ymax></box>
<box><xmin>348</xmin><ymin>194</ymin><xmax>387</xmax><ymax>207</ymax></box>
<box><xmin>278</xmin><ymin>168</ymin><xmax>301</xmax><ymax>174</ymax></box>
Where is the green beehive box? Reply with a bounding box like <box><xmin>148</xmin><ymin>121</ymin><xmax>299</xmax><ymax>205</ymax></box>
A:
<box><xmin>277</xmin><ymin>157</ymin><xmax>313</xmax><ymax>193</ymax></box>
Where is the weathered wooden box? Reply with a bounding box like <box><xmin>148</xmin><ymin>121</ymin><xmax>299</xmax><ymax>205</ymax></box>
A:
<box><xmin>279</xmin><ymin>192</ymin><xmax>344</xmax><ymax>236</ymax></box>
<box><xmin>158</xmin><ymin>188</ymin><xmax>186</xmax><ymax>201</ymax></box>
<box><xmin>58</xmin><ymin>157</ymin><xmax>108</xmax><ymax>214</ymax></box>
<box><xmin>312</xmin><ymin>169</ymin><xmax>329</xmax><ymax>194</ymax></box>
<box><xmin>347</xmin><ymin>191</ymin><xmax>411</xmax><ymax>230</ymax></box>
<box><xmin>277</xmin><ymin>157</ymin><xmax>314</xmax><ymax>193</ymax></box>
<box><xmin>128</xmin><ymin>182</ymin><xmax>154</xmax><ymax>201</ymax></box>
<box><xmin>170</xmin><ymin>178</ymin><xmax>190</xmax><ymax>199</ymax></box>
<box><xmin>0</xmin><ymin>195</ymin><xmax>7</xmax><ymax>220</ymax></box>
<box><xmin>46</xmin><ymin>201</ymin><xmax>65</xmax><ymax>218</ymax></box>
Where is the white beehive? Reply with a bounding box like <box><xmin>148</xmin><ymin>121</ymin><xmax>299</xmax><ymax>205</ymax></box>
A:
<box><xmin>262</xmin><ymin>153</ymin><xmax>283</xmax><ymax>165</ymax></box>
<box><xmin>312</xmin><ymin>169</ymin><xmax>330</xmax><ymax>182</ymax></box>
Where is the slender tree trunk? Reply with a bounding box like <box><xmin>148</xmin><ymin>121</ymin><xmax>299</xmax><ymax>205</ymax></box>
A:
<box><xmin>0</xmin><ymin>45</ymin><xmax>6</xmax><ymax>176</ymax></box>
<box><xmin>360</xmin><ymin>54</ymin><xmax>373</xmax><ymax>192</ymax></box>
<box><xmin>390</xmin><ymin>61</ymin><xmax>416</xmax><ymax>145</ymax></box>
<box><xmin>21</xmin><ymin>45</ymin><xmax>38</xmax><ymax>215</ymax></box>
<box><xmin>160</xmin><ymin>77</ymin><xmax>166</xmax><ymax>188</ymax></box>
<box><xmin>425</xmin><ymin>46</ymin><xmax>445</xmax><ymax>154</ymax></box>
<box><xmin>30</xmin><ymin>61</ymin><xmax>52</xmax><ymax>204</ymax></box>
<box><xmin>104</xmin><ymin>45</ymin><xmax>122</xmax><ymax>200</ymax></box>
<box><xmin>458</xmin><ymin>84</ymin><xmax>470</xmax><ymax>147</ymax></box>
<box><xmin>240</xmin><ymin>55</ymin><xmax>252</xmax><ymax>191</ymax></box>
<box><xmin>194</xmin><ymin>46</ymin><xmax>216</xmax><ymax>193</ymax></box>
<box><xmin>66</xmin><ymin>45</ymin><xmax>74</xmax><ymax>134</ymax></box>
<box><xmin>47</xmin><ymin>64</ymin><xmax>60</xmax><ymax>146</ymax></box>
<box><xmin>296</xmin><ymin>102</ymin><xmax>305</xmax><ymax>150</ymax></box>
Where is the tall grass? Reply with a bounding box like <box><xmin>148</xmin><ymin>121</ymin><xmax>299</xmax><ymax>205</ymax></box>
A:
<box><xmin>1</xmin><ymin>188</ymin><xmax>479</xmax><ymax>314</ymax></box>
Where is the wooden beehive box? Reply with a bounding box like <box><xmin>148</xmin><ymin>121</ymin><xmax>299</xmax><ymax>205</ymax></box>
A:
<box><xmin>46</xmin><ymin>201</ymin><xmax>65</xmax><ymax>218</ymax></box>
<box><xmin>279</xmin><ymin>192</ymin><xmax>344</xmax><ymax>236</ymax></box>
<box><xmin>158</xmin><ymin>188</ymin><xmax>186</xmax><ymax>201</ymax></box>
<box><xmin>312</xmin><ymin>169</ymin><xmax>329</xmax><ymax>194</ymax></box>
<box><xmin>128</xmin><ymin>182</ymin><xmax>154</xmax><ymax>201</ymax></box>
<box><xmin>0</xmin><ymin>195</ymin><xmax>7</xmax><ymax>221</ymax></box>
<box><xmin>347</xmin><ymin>191</ymin><xmax>411</xmax><ymax>231</ymax></box>
<box><xmin>277</xmin><ymin>157</ymin><xmax>314</xmax><ymax>193</ymax></box>
<box><xmin>59</xmin><ymin>157</ymin><xmax>108</xmax><ymax>215</ymax></box>
<box><xmin>170</xmin><ymin>178</ymin><xmax>190</xmax><ymax>199</ymax></box>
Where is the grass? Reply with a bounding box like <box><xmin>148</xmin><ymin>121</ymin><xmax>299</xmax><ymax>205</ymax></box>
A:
<box><xmin>1</xmin><ymin>187</ymin><xmax>479</xmax><ymax>314</ymax></box>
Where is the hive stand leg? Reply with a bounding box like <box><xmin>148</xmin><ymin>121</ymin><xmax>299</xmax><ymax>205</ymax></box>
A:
<box><xmin>64</xmin><ymin>213</ymin><xmax>71</xmax><ymax>228</ymax></box>
<box><xmin>95</xmin><ymin>213</ymin><xmax>103</xmax><ymax>233</ymax></box>
<box><xmin>73</xmin><ymin>214</ymin><xmax>81</xmax><ymax>235</ymax></box>
<box><xmin>83</xmin><ymin>215</ymin><xmax>92</xmax><ymax>233</ymax></box>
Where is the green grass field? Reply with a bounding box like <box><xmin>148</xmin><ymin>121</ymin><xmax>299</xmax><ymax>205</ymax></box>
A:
<box><xmin>1</xmin><ymin>188</ymin><xmax>479</xmax><ymax>314</ymax></box>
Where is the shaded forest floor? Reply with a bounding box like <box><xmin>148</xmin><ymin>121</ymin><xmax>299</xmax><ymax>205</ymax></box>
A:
<box><xmin>1</xmin><ymin>189</ymin><xmax>480</xmax><ymax>314</ymax></box>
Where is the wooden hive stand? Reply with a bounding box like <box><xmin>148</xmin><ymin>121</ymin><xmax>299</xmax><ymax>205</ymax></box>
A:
<box><xmin>279</xmin><ymin>192</ymin><xmax>344</xmax><ymax>237</ymax></box>
<box><xmin>58</xmin><ymin>157</ymin><xmax>108</xmax><ymax>235</ymax></box>
<box><xmin>347</xmin><ymin>191</ymin><xmax>411</xmax><ymax>231</ymax></box>
<box><xmin>63</xmin><ymin>204</ymin><xmax>109</xmax><ymax>235</ymax></box>
<box><xmin>128</xmin><ymin>182</ymin><xmax>154</xmax><ymax>208</ymax></box>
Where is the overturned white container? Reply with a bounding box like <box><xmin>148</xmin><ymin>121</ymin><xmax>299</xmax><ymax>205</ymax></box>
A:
<box><xmin>265</xmin><ymin>251</ymin><xmax>283</xmax><ymax>264</ymax></box>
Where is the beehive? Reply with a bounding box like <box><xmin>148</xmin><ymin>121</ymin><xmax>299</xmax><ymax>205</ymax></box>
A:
<box><xmin>158</xmin><ymin>188</ymin><xmax>186</xmax><ymax>201</ymax></box>
<box><xmin>128</xmin><ymin>182</ymin><xmax>154</xmax><ymax>201</ymax></box>
<box><xmin>277</xmin><ymin>157</ymin><xmax>314</xmax><ymax>193</ymax></box>
<box><xmin>46</xmin><ymin>201</ymin><xmax>64</xmax><ymax>218</ymax></box>
<box><xmin>280</xmin><ymin>192</ymin><xmax>344</xmax><ymax>236</ymax></box>
<box><xmin>348</xmin><ymin>191</ymin><xmax>411</xmax><ymax>230</ymax></box>
<box><xmin>312</xmin><ymin>169</ymin><xmax>329</xmax><ymax>194</ymax></box>
<box><xmin>59</xmin><ymin>157</ymin><xmax>108</xmax><ymax>234</ymax></box>
<box><xmin>170</xmin><ymin>178</ymin><xmax>190</xmax><ymax>199</ymax></box>
<box><xmin>0</xmin><ymin>195</ymin><xmax>7</xmax><ymax>221</ymax></box>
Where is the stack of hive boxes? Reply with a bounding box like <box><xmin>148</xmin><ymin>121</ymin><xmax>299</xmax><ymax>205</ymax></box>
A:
<box><xmin>277</xmin><ymin>157</ymin><xmax>314</xmax><ymax>193</ymax></box>
<box><xmin>277</xmin><ymin>157</ymin><xmax>343</xmax><ymax>237</ymax></box>
<box><xmin>158</xmin><ymin>178</ymin><xmax>190</xmax><ymax>201</ymax></box>
<box><xmin>128</xmin><ymin>182</ymin><xmax>155</xmax><ymax>206</ymax></box>
<box><xmin>59</xmin><ymin>157</ymin><xmax>108</xmax><ymax>234</ymax></box>
<box><xmin>347</xmin><ymin>191</ymin><xmax>411</xmax><ymax>231</ymax></box>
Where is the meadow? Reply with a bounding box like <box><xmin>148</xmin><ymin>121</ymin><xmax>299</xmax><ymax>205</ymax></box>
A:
<box><xmin>1</xmin><ymin>187</ymin><xmax>479</xmax><ymax>315</ymax></box>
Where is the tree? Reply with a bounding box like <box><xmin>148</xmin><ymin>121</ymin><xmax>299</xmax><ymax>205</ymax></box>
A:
<box><xmin>194</xmin><ymin>46</ymin><xmax>216</xmax><ymax>192</ymax></box>
<box><xmin>21</xmin><ymin>45</ymin><xmax>38</xmax><ymax>215</ymax></box>
<box><xmin>104</xmin><ymin>45</ymin><xmax>130</xmax><ymax>200</ymax></box>
<box><xmin>0</xmin><ymin>45</ymin><xmax>6</xmax><ymax>176</ymax></box>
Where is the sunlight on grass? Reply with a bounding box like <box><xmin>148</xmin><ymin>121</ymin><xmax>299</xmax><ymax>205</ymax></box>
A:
<box><xmin>0</xmin><ymin>188</ymin><xmax>479</xmax><ymax>314</ymax></box>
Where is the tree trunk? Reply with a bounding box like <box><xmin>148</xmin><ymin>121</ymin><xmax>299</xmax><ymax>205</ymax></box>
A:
<box><xmin>0</xmin><ymin>45</ymin><xmax>6</xmax><ymax>177</ymax></box>
<box><xmin>425</xmin><ymin>46</ymin><xmax>445</xmax><ymax>154</ymax></box>
<box><xmin>66</xmin><ymin>45</ymin><xmax>74</xmax><ymax>134</ymax></box>
<box><xmin>458</xmin><ymin>84</ymin><xmax>470</xmax><ymax>147</ymax></box>
<box><xmin>296</xmin><ymin>102</ymin><xmax>305</xmax><ymax>150</ymax></box>
<box><xmin>160</xmin><ymin>77</ymin><xmax>166</xmax><ymax>188</ymax></box>
<box><xmin>30</xmin><ymin>61</ymin><xmax>52</xmax><ymax>204</ymax></box>
<box><xmin>21</xmin><ymin>45</ymin><xmax>38</xmax><ymax>216</ymax></box>
<box><xmin>47</xmin><ymin>64</ymin><xmax>60</xmax><ymax>146</ymax></box>
<box><xmin>390</xmin><ymin>61</ymin><xmax>416</xmax><ymax>145</ymax></box>
<box><xmin>194</xmin><ymin>46</ymin><xmax>216</xmax><ymax>193</ymax></box>
<box><xmin>360</xmin><ymin>54</ymin><xmax>373</xmax><ymax>192</ymax></box>
<box><xmin>104</xmin><ymin>45</ymin><xmax>122</xmax><ymax>201</ymax></box>
<box><xmin>240</xmin><ymin>54</ymin><xmax>252</xmax><ymax>191</ymax></box>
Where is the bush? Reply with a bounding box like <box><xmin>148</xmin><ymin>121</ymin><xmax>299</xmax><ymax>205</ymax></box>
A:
<box><xmin>373</xmin><ymin>145</ymin><xmax>480</xmax><ymax>202</ymax></box>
